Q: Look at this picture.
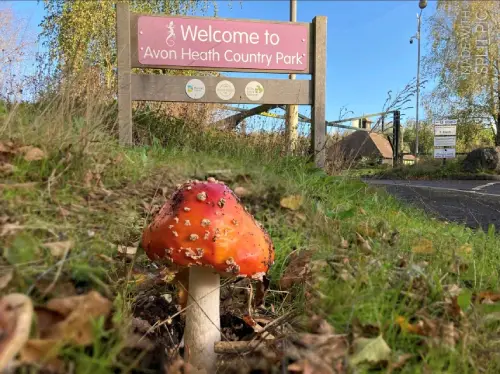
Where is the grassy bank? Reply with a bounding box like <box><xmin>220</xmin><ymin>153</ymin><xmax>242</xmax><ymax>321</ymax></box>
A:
<box><xmin>362</xmin><ymin>157</ymin><xmax>500</xmax><ymax>181</ymax></box>
<box><xmin>1</xmin><ymin>98</ymin><xmax>500</xmax><ymax>373</ymax></box>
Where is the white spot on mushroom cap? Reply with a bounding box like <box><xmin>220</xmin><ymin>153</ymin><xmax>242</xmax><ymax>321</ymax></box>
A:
<box><xmin>197</xmin><ymin>192</ymin><xmax>207</xmax><ymax>201</ymax></box>
<box><xmin>185</xmin><ymin>247</ymin><xmax>204</xmax><ymax>260</ymax></box>
<box><xmin>184</xmin><ymin>207</ymin><xmax>191</xmax><ymax>212</ymax></box>
<box><xmin>185</xmin><ymin>220</ymin><xmax>191</xmax><ymax>226</ymax></box>
<box><xmin>189</xmin><ymin>233</ymin><xmax>199</xmax><ymax>241</ymax></box>
<box><xmin>225</xmin><ymin>257</ymin><xmax>240</xmax><ymax>274</ymax></box>
<box><xmin>201</xmin><ymin>218</ymin><xmax>211</xmax><ymax>227</ymax></box>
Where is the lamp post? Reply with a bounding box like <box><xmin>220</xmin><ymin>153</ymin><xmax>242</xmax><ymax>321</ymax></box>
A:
<box><xmin>410</xmin><ymin>0</ymin><xmax>427</xmax><ymax>159</ymax></box>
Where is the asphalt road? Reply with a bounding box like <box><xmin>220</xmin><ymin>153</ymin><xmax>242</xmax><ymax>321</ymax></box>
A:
<box><xmin>364</xmin><ymin>179</ymin><xmax>500</xmax><ymax>232</ymax></box>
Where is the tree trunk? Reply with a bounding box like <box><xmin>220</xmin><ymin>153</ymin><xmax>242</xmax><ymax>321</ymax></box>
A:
<box><xmin>495</xmin><ymin>114</ymin><xmax>500</xmax><ymax>146</ymax></box>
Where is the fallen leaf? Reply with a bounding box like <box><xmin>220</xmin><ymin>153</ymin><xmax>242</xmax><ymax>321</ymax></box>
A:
<box><xmin>395</xmin><ymin>316</ymin><xmax>426</xmax><ymax>335</ymax></box>
<box><xmin>0</xmin><ymin>293</ymin><xmax>34</xmax><ymax>371</ymax></box>
<box><xmin>117</xmin><ymin>245</ymin><xmax>138</xmax><ymax>257</ymax></box>
<box><xmin>0</xmin><ymin>269</ymin><xmax>13</xmax><ymax>290</ymax></box>
<box><xmin>308</xmin><ymin>315</ymin><xmax>335</xmax><ymax>335</ymax></box>
<box><xmin>279</xmin><ymin>250</ymin><xmax>314</xmax><ymax>290</ymax></box>
<box><xmin>22</xmin><ymin>147</ymin><xmax>46</xmax><ymax>162</ymax></box>
<box><xmin>288</xmin><ymin>359</ymin><xmax>318</xmax><ymax>374</ymax></box>
<box><xmin>0</xmin><ymin>222</ymin><xmax>24</xmax><ymax>237</ymax></box>
<box><xmin>349</xmin><ymin>335</ymin><xmax>391</xmax><ymax>367</ymax></box>
<box><xmin>478</xmin><ymin>291</ymin><xmax>500</xmax><ymax>304</ymax></box>
<box><xmin>84</xmin><ymin>170</ymin><xmax>94</xmax><ymax>188</ymax></box>
<box><xmin>96</xmin><ymin>254</ymin><xmax>113</xmax><ymax>263</ymax></box>
<box><xmin>42</xmin><ymin>240</ymin><xmax>73</xmax><ymax>257</ymax></box>
<box><xmin>387</xmin><ymin>353</ymin><xmax>413</xmax><ymax>373</ymax></box>
<box><xmin>19</xmin><ymin>339</ymin><xmax>65</xmax><ymax>373</ymax></box>
<box><xmin>355</xmin><ymin>233</ymin><xmax>372</xmax><ymax>254</ymax></box>
<box><xmin>292</xmin><ymin>332</ymin><xmax>348</xmax><ymax>373</ymax></box>
<box><xmin>352</xmin><ymin>318</ymin><xmax>380</xmax><ymax>339</ymax></box>
<box><xmin>411</xmin><ymin>238</ymin><xmax>434</xmax><ymax>254</ymax></box>
<box><xmin>439</xmin><ymin>322</ymin><xmax>459</xmax><ymax>348</ymax></box>
<box><xmin>37</xmin><ymin>291</ymin><xmax>112</xmax><ymax>345</ymax></box>
<box><xmin>234</xmin><ymin>186</ymin><xmax>250</xmax><ymax>197</ymax></box>
<box><xmin>280</xmin><ymin>195</ymin><xmax>304</xmax><ymax>211</ymax></box>
<box><xmin>0</xmin><ymin>163</ymin><xmax>15</xmax><ymax>175</ymax></box>
<box><xmin>57</xmin><ymin>207</ymin><xmax>71</xmax><ymax>218</ymax></box>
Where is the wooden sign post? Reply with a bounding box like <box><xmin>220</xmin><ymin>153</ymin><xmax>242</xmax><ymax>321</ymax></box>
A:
<box><xmin>116</xmin><ymin>3</ymin><xmax>327</xmax><ymax>167</ymax></box>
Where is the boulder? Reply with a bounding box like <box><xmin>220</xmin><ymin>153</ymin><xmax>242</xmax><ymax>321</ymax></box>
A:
<box><xmin>462</xmin><ymin>146</ymin><xmax>500</xmax><ymax>173</ymax></box>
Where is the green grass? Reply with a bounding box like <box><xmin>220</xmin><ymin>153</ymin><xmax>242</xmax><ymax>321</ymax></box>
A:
<box><xmin>364</xmin><ymin>157</ymin><xmax>500</xmax><ymax>180</ymax></box>
<box><xmin>2</xmin><ymin>98</ymin><xmax>500</xmax><ymax>373</ymax></box>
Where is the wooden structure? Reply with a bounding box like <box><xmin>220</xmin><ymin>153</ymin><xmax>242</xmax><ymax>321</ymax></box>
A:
<box><xmin>116</xmin><ymin>3</ymin><xmax>328</xmax><ymax>167</ymax></box>
<box><xmin>326</xmin><ymin>110</ymin><xmax>402</xmax><ymax>166</ymax></box>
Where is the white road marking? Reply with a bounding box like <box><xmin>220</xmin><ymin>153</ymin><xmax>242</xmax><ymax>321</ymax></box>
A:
<box><xmin>471</xmin><ymin>182</ymin><xmax>499</xmax><ymax>191</ymax></box>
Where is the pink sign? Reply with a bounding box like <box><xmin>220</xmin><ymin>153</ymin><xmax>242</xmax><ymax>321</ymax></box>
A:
<box><xmin>137</xmin><ymin>16</ymin><xmax>309</xmax><ymax>71</ymax></box>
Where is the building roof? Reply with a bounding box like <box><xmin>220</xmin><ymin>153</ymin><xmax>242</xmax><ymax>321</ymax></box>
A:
<box><xmin>327</xmin><ymin>130</ymin><xmax>394</xmax><ymax>161</ymax></box>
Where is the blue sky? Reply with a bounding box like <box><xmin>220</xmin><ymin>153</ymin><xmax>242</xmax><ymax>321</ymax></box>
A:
<box><xmin>6</xmin><ymin>0</ymin><xmax>436</xmax><ymax>128</ymax></box>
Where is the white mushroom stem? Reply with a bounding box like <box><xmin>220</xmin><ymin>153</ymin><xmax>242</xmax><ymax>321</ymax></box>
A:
<box><xmin>183</xmin><ymin>266</ymin><xmax>221</xmax><ymax>373</ymax></box>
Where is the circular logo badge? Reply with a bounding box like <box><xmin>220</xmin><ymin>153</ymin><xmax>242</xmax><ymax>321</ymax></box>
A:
<box><xmin>185</xmin><ymin>79</ymin><xmax>206</xmax><ymax>99</ymax></box>
<box><xmin>215</xmin><ymin>80</ymin><xmax>236</xmax><ymax>101</ymax></box>
<box><xmin>245</xmin><ymin>81</ymin><xmax>264</xmax><ymax>101</ymax></box>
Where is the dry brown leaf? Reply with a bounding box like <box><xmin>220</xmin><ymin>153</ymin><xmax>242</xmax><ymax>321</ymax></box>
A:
<box><xmin>22</xmin><ymin>147</ymin><xmax>46</xmax><ymax>162</ymax></box>
<box><xmin>0</xmin><ymin>293</ymin><xmax>34</xmax><ymax>371</ymax></box>
<box><xmin>478</xmin><ymin>291</ymin><xmax>500</xmax><ymax>303</ymax></box>
<box><xmin>57</xmin><ymin>207</ymin><xmax>71</xmax><ymax>218</ymax></box>
<box><xmin>355</xmin><ymin>233</ymin><xmax>372</xmax><ymax>254</ymax></box>
<box><xmin>292</xmin><ymin>332</ymin><xmax>348</xmax><ymax>373</ymax></box>
<box><xmin>0</xmin><ymin>222</ymin><xmax>24</xmax><ymax>237</ymax></box>
<box><xmin>279</xmin><ymin>250</ymin><xmax>314</xmax><ymax>290</ymax></box>
<box><xmin>0</xmin><ymin>163</ymin><xmax>15</xmax><ymax>175</ymax></box>
<box><xmin>440</xmin><ymin>322</ymin><xmax>459</xmax><ymax>348</ymax></box>
<box><xmin>0</xmin><ymin>269</ymin><xmax>14</xmax><ymax>290</ymax></box>
<box><xmin>411</xmin><ymin>239</ymin><xmax>434</xmax><ymax>254</ymax></box>
<box><xmin>309</xmin><ymin>315</ymin><xmax>335</xmax><ymax>335</ymax></box>
<box><xmin>387</xmin><ymin>353</ymin><xmax>413</xmax><ymax>373</ymax></box>
<box><xmin>280</xmin><ymin>195</ymin><xmax>304</xmax><ymax>211</ymax></box>
<box><xmin>164</xmin><ymin>356</ymin><xmax>197</xmax><ymax>374</ymax></box>
<box><xmin>37</xmin><ymin>291</ymin><xmax>112</xmax><ymax>345</ymax></box>
<box><xmin>19</xmin><ymin>339</ymin><xmax>65</xmax><ymax>373</ymax></box>
<box><xmin>42</xmin><ymin>240</ymin><xmax>73</xmax><ymax>257</ymax></box>
<box><xmin>96</xmin><ymin>254</ymin><xmax>114</xmax><ymax>263</ymax></box>
<box><xmin>233</xmin><ymin>186</ymin><xmax>250</xmax><ymax>197</ymax></box>
<box><xmin>117</xmin><ymin>245</ymin><xmax>137</xmax><ymax>256</ymax></box>
<box><xmin>288</xmin><ymin>359</ymin><xmax>318</xmax><ymax>374</ymax></box>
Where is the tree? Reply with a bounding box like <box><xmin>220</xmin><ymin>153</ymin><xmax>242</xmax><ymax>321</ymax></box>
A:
<box><xmin>0</xmin><ymin>6</ymin><xmax>36</xmax><ymax>103</ymax></box>
<box><xmin>38</xmin><ymin>0</ymin><xmax>222</xmax><ymax>94</ymax></box>
<box><xmin>423</xmin><ymin>1</ymin><xmax>500</xmax><ymax>146</ymax></box>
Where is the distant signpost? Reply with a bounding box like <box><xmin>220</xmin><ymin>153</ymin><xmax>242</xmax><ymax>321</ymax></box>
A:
<box><xmin>433</xmin><ymin>119</ymin><xmax>457</xmax><ymax>160</ymax></box>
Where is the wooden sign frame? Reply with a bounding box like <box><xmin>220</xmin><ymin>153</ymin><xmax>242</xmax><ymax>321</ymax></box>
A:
<box><xmin>116</xmin><ymin>3</ymin><xmax>327</xmax><ymax>167</ymax></box>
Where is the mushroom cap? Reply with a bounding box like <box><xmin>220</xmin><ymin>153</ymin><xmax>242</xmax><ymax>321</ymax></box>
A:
<box><xmin>141</xmin><ymin>179</ymin><xmax>274</xmax><ymax>280</ymax></box>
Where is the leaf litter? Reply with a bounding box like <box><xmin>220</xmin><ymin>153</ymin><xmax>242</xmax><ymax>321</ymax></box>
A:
<box><xmin>1</xmin><ymin>154</ymin><xmax>497</xmax><ymax>373</ymax></box>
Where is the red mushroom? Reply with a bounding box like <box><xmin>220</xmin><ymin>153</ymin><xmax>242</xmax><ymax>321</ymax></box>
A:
<box><xmin>141</xmin><ymin>178</ymin><xmax>274</xmax><ymax>373</ymax></box>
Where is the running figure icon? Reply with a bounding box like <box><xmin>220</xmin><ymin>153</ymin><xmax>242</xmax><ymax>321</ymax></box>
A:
<box><xmin>166</xmin><ymin>21</ymin><xmax>175</xmax><ymax>47</ymax></box>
